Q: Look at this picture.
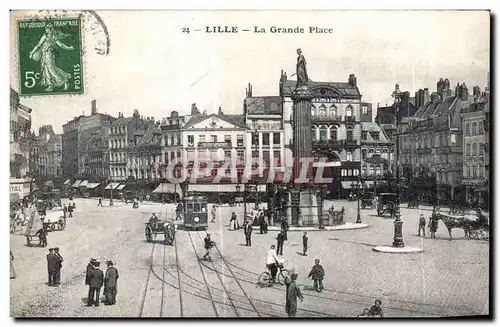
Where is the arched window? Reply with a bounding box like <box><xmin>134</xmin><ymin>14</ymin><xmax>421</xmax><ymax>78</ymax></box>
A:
<box><xmin>362</xmin><ymin>149</ymin><xmax>367</xmax><ymax>159</ymax></box>
<box><xmin>329</xmin><ymin>105</ymin><xmax>337</xmax><ymax>117</ymax></box>
<box><xmin>341</xmin><ymin>169</ymin><xmax>346</xmax><ymax>176</ymax></box>
<box><xmin>329</xmin><ymin>126</ymin><xmax>337</xmax><ymax>140</ymax></box>
<box><xmin>472</xmin><ymin>122</ymin><xmax>477</xmax><ymax>135</ymax></box>
<box><xmin>319</xmin><ymin>126</ymin><xmax>328</xmax><ymax>141</ymax></box>
<box><xmin>464</xmin><ymin>165</ymin><xmax>468</xmax><ymax>178</ymax></box>
<box><xmin>346</xmin><ymin>152</ymin><xmax>352</xmax><ymax>161</ymax></box>
<box><xmin>319</xmin><ymin>108</ymin><xmax>326</xmax><ymax>116</ymax></box>
<box><xmin>368</xmin><ymin>148</ymin><xmax>374</xmax><ymax>154</ymax></box>
<box><xmin>311</xmin><ymin>127</ymin><xmax>317</xmax><ymax>141</ymax></box>
<box><xmin>347</xmin><ymin>169</ymin><xmax>352</xmax><ymax>176</ymax></box>
<box><xmin>472</xmin><ymin>143</ymin><xmax>477</xmax><ymax>156</ymax></box>
<box><xmin>477</xmin><ymin>164</ymin><xmax>482</xmax><ymax>178</ymax></box>
<box><xmin>311</xmin><ymin>105</ymin><xmax>316</xmax><ymax>116</ymax></box>
<box><xmin>465</xmin><ymin>123</ymin><xmax>470</xmax><ymax>136</ymax></box>
<box><xmin>478</xmin><ymin>121</ymin><xmax>484</xmax><ymax>135</ymax></box>
<box><xmin>345</xmin><ymin>105</ymin><xmax>353</xmax><ymax>117</ymax></box>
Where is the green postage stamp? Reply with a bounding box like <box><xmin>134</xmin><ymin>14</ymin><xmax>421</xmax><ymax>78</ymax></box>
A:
<box><xmin>17</xmin><ymin>17</ymin><xmax>84</xmax><ymax>96</ymax></box>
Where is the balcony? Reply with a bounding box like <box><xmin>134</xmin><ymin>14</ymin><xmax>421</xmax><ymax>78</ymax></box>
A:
<box><xmin>415</xmin><ymin>148</ymin><xmax>432</xmax><ymax>155</ymax></box>
<box><xmin>344</xmin><ymin>115</ymin><xmax>357</xmax><ymax>123</ymax></box>
<box><xmin>312</xmin><ymin>139</ymin><xmax>343</xmax><ymax>148</ymax></box>
<box><xmin>311</xmin><ymin>114</ymin><xmax>342</xmax><ymax>123</ymax></box>
<box><xmin>343</xmin><ymin>139</ymin><xmax>358</xmax><ymax>147</ymax></box>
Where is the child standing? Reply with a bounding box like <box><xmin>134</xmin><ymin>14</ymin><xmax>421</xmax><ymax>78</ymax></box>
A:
<box><xmin>302</xmin><ymin>232</ymin><xmax>308</xmax><ymax>256</ymax></box>
<box><xmin>307</xmin><ymin>259</ymin><xmax>324</xmax><ymax>292</ymax></box>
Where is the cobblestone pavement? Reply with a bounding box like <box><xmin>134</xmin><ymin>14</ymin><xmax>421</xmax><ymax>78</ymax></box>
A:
<box><xmin>10</xmin><ymin>198</ymin><xmax>489</xmax><ymax>317</ymax></box>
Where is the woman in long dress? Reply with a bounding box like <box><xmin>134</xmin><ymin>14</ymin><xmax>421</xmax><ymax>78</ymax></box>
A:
<box><xmin>29</xmin><ymin>24</ymin><xmax>74</xmax><ymax>92</ymax></box>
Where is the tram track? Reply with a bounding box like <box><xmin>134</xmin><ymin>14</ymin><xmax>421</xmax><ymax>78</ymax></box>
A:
<box><xmin>138</xmin><ymin>242</ymin><xmax>156</xmax><ymax>317</ymax></box>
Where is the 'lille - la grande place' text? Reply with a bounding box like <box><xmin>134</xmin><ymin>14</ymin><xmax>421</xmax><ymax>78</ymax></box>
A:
<box><xmin>205</xmin><ymin>26</ymin><xmax>333</xmax><ymax>34</ymax></box>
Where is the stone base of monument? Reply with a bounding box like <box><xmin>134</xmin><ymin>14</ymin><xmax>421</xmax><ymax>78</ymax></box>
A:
<box><xmin>287</xmin><ymin>189</ymin><xmax>320</xmax><ymax>227</ymax></box>
<box><xmin>372</xmin><ymin>245</ymin><xmax>424</xmax><ymax>253</ymax></box>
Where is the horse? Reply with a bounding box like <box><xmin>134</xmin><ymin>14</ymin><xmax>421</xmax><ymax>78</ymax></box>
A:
<box><xmin>432</xmin><ymin>211</ymin><xmax>470</xmax><ymax>240</ymax></box>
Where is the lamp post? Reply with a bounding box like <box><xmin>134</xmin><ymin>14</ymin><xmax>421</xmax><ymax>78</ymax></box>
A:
<box><xmin>350</xmin><ymin>179</ymin><xmax>362</xmax><ymax>224</ymax></box>
<box><xmin>392</xmin><ymin>84</ymin><xmax>404</xmax><ymax>247</ymax></box>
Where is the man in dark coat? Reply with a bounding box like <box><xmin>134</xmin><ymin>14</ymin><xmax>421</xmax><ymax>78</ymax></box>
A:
<box><xmin>36</xmin><ymin>228</ymin><xmax>47</xmax><ymax>247</ymax></box>
<box><xmin>203</xmin><ymin>234</ymin><xmax>215</xmax><ymax>261</ymax></box>
<box><xmin>67</xmin><ymin>203</ymin><xmax>73</xmax><ymax>217</ymax></box>
<box><xmin>87</xmin><ymin>261</ymin><xmax>104</xmax><ymax>307</ymax></box>
<box><xmin>97</xmin><ymin>197</ymin><xmax>103</xmax><ymax>207</ymax></box>
<box><xmin>244</xmin><ymin>220</ymin><xmax>253</xmax><ymax>246</ymax></box>
<box><xmin>63</xmin><ymin>204</ymin><xmax>68</xmax><ymax>218</ymax></box>
<box><xmin>281</xmin><ymin>218</ymin><xmax>289</xmax><ymax>241</ymax></box>
<box><xmin>230</xmin><ymin>212</ymin><xmax>239</xmax><ymax>230</ymax></box>
<box><xmin>302</xmin><ymin>232</ymin><xmax>308</xmax><ymax>256</ymax></box>
<box><xmin>307</xmin><ymin>259</ymin><xmax>325</xmax><ymax>292</ymax></box>
<box><xmin>46</xmin><ymin>248</ymin><xmax>59</xmax><ymax>286</ymax></box>
<box><xmin>103</xmin><ymin>261</ymin><xmax>119</xmax><ymax>305</ymax></box>
<box><xmin>85</xmin><ymin>258</ymin><xmax>96</xmax><ymax>285</ymax></box>
<box><xmin>418</xmin><ymin>214</ymin><xmax>426</xmax><ymax>237</ymax></box>
<box><xmin>276</xmin><ymin>230</ymin><xmax>285</xmax><ymax>255</ymax></box>
<box><xmin>284</xmin><ymin>273</ymin><xmax>303</xmax><ymax>317</ymax></box>
<box><xmin>54</xmin><ymin>247</ymin><xmax>63</xmax><ymax>284</ymax></box>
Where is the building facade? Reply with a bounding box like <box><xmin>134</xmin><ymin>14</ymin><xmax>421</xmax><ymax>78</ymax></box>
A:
<box><xmin>62</xmin><ymin>115</ymin><xmax>82</xmax><ymax>179</ymax></box>
<box><xmin>460</xmin><ymin>86</ymin><xmax>489</xmax><ymax>206</ymax></box>
<box><xmin>37</xmin><ymin>125</ymin><xmax>63</xmax><ymax>181</ymax></box>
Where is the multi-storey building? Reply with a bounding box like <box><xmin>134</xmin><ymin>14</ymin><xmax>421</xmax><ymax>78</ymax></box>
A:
<box><xmin>400</xmin><ymin>79</ymin><xmax>474</xmax><ymax>203</ymax></box>
<box><xmin>280</xmin><ymin>72</ymin><xmax>364</xmax><ymax>198</ymax></box>
<box><xmin>10</xmin><ymin>88</ymin><xmax>33</xmax><ymax>203</ymax></box>
<box><xmin>62</xmin><ymin>115</ymin><xmax>82</xmax><ymax>180</ymax></box>
<box><xmin>37</xmin><ymin>125</ymin><xmax>62</xmax><ymax>183</ymax></box>
<box><xmin>460</xmin><ymin>86</ymin><xmax>489</xmax><ymax>206</ymax></box>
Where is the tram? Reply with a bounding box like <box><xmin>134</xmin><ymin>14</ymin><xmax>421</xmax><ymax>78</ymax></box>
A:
<box><xmin>183</xmin><ymin>195</ymin><xmax>208</xmax><ymax>230</ymax></box>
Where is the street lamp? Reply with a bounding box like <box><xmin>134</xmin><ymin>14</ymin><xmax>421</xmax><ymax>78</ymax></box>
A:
<box><xmin>392</xmin><ymin>84</ymin><xmax>404</xmax><ymax>248</ymax></box>
<box><xmin>350</xmin><ymin>179</ymin><xmax>362</xmax><ymax>224</ymax></box>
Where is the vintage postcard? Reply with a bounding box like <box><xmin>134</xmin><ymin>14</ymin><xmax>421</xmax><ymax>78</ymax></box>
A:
<box><xmin>9</xmin><ymin>10</ymin><xmax>490</xmax><ymax>318</ymax></box>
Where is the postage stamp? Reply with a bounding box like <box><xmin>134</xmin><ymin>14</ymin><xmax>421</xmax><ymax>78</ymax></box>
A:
<box><xmin>17</xmin><ymin>16</ymin><xmax>84</xmax><ymax>96</ymax></box>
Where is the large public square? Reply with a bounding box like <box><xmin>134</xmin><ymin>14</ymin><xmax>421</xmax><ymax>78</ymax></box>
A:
<box><xmin>10</xmin><ymin>198</ymin><xmax>489</xmax><ymax>318</ymax></box>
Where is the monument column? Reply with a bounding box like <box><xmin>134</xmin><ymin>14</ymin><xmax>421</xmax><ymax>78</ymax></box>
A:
<box><xmin>289</xmin><ymin>49</ymin><xmax>319</xmax><ymax>227</ymax></box>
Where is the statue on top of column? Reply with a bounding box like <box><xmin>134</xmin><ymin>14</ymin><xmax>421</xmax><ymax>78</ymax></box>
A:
<box><xmin>296</xmin><ymin>48</ymin><xmax>309</xmax><ymax>87</ymax></box>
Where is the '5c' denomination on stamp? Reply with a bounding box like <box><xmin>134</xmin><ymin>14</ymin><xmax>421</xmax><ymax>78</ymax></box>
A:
<box><xmin>17</xmin><ymin>17</ymin><xmax>84</xmax><ymax>96</ymax></box>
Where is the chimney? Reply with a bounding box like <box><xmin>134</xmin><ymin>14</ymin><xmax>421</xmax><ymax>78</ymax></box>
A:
<box><xmin>423</xmin><ymin>88</ymin><xmax>430</xmax><ymax>103</ymax></box>
<box><xmin>133</xmin><ymin>109</ymin><xmax>139</xmax><ymax>117</ymax></box>
<box><xmin>91</xmin><ymin>100</ymin><xmax>97</xmax><ymax>115</ymax></box>
<box><xmin>348</xmin><ymin>74</ymin><xmax>357</xmax><ymax>87</ymax></box>
<box><xmin>191</xmin><ymin>103</ymin><xmax>200</xmax><ymax>115</ymax></box>
<box><xmin>218</xmin><ymin>106</ymin><xmax>223</xmax><ymax>115</ymax></box>
<box><xmin>460</xmin><ymin>83</ymin><xmax>468</xmax><ymax>101</ymax></box>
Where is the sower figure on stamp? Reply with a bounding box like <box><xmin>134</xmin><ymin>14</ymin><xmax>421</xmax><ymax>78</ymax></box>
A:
<box><xmin>103</xmin><ymin>261</ymin><xmax>119</xmax><ymax>305</ymax></box>
<box><xmin>28</xmin><ymin>24</ymin><xmax>74</xmax><ymax>92</ymax></box>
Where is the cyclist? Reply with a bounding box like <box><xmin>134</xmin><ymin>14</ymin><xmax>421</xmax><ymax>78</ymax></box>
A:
<box><xmin>266</xmin><ymin>245</ymin><xmax>283</xmax><ymax>283</ymax></box>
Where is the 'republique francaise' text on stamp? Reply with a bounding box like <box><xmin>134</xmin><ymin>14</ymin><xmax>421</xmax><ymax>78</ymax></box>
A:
<box><xmin>17</xmin><ymin>17</ymin><xmax>84</xmax><ymax>96</ymax></box>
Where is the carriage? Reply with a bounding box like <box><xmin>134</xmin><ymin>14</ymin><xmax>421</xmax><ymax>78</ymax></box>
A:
<box><xmin>464</xmin><ymin>211</ymin><xmax>489</xmax><ymax>240</ymax></box>
<box><xmin>183</xmin><ymin>196</ymin><xmax>208</xmax><ymax>230</ymax></box>
<box><xmin>42</xmin><ymin>207</ymin><xmax>66</xmax><ymax>231</ymax></box>
<box><xmin>407</xmin><ymin>197</ymin><xmax>419</xmax><ymax>209</ymax></box>
<box><xmin>326</xmin><ymin>206</ymin><xmax>345</xmax><ymax>225</ymax></box>
<box><xmin>361</xmin><ymin>192</ymin><xmax>375</xmax><ymax>209</ymax></box>
<box><xmin>145</xmin><ymin>219</ymin><xmax>175</xmax><ymax>245</ymax></box>
<box><xmin>377</xmin><ymin>193</ymin><xmax>398</xmax><ymax>217</ymax></box>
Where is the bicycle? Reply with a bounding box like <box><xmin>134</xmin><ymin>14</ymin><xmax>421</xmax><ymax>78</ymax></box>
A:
<box><xmin>258</xmin><ymin>261</ymin><xmax>290</xmax><ymax>287</ymax></box>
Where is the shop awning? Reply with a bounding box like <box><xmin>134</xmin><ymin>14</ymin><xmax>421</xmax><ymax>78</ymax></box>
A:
<box><xmin>153</xmin><ymin>183</ymin><xmax>179</xmax><ymax>193</ymax></box>
<box><xmin>187</xmin><ymin>184</ymin><xmax>240</xmax><ymax>193</ymax></box>
<box><xmin>86</xmin><ymin>183</ymin><xmax>101</xmax><ymax>189</ymax></box>
<box><xmin>312</xmin><ymin>161</ymin><xmax>341</xmax><ymax>167</ymax></box>
<box><xmin>63</xmin><ymin>179</ymin><xmax>71</xmax><ymax>185</ymax></box>
<box><xmin>79</xmin><ymin>180</ymin><xmax>89</xmax><ymax>187</ymax></box>
<box><xmin>341</xmin><ymin>181</ymin><xmax>353</xmax><ymax>189</ymax></box>
<box><xmin>364</xmin><ymin>181</ymin><xmax>374</xmax><ymax>188</ymax></box>
<box><xmin>116</xmin><ymin>184</ymin><xmax>126</xmax><ymax>190</ymax></box>
<box><xmin>72</xmin><ymin>180</ymin><xmax>82</xmax><ymax>187</ymax></box>
<box><xmin>105</xmin><ymin>182</ymin><xmax>120</xmax><ymax>190</ymax></box>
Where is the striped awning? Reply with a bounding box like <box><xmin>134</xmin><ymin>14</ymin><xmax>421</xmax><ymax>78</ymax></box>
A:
<box><xmin>63</xmin><ymin>179</ymin><xmax>71</xmax><ymax>185</ymax></box>
<box><xmin>72</xmin><ymin>180</ymin><xmax>82</xmax><ymax>187</ymax></box>
<box><xmin>153</xmin><ymin>183</ymin><xmax>178</xmax><ymax>193</ymax></box>
<box><xmin>79</xmin><ymin>180</ymin><xmax>89</xmax><ymax>187</ymax></box>
<box><xmin>105</xmin><ymin>182</ymin><xmax>120</xmax><ymax>190</ymax></box>
<box><xmin>116</xmin><ymin>184</ymin><xmax>126</xmax><ymax>190</ymax></box>
<box><xmin>86</xmin><ymin>183</ymin><xmax>101</xmax><ymax>189</ymax></box>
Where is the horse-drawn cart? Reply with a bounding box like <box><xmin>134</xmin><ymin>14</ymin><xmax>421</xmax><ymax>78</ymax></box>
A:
<box><xmin>377</xmin><ymin>193</ymin><xmax>398</xmax><ymax>217</ymax></box>
<box><xmin>42</xmin><ymin>208</ymin><xmax>66</xmax><ymax>232</ymax></box>
<box><xmin>145</xmin><ymin>220</ymin><xmax>175</xmax><ymax>245</ymax></box>
<box><xmin>361</xmin><ymin>192</ymin><xmax>375</xmax><ymax>209</ymax></box>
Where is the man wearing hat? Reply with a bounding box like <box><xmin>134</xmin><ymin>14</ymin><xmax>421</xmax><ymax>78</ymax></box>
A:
<box><xmin>203</xmin><ymin>234</ymin><xmax>216</xmax><ymax>261</ymax></box>
<box><xmin>284</xmin><ymin>271</ymin><xmax>303</xmax><ymax>317</ymax></box>
<box><xmin>418</xmin><ymin>213</ymin><xmax>426</xmax><ymax>237</ymax></box>
<box><xmin>87</xmin><ymin>261</ymin><xmax>104</xmax><ymax>307</ymax></box>
<box><xmin>46</xmin><ymin>248</ymin><xmax>59</xmax><ymax>286</ymax></box>
<box><xmin>85</xmin><ymin>258</ymin><xmax>96</xmax><ymax>286</ymax></box>
<box><xmin>104</xmin><ymin>260</ymin><xmax>119</xmax><ymax>305</ymax></box>
<box><xmin>54</xmin><ymin>247</ymin><xmax>64</xmax><ymax>284</ymax></box>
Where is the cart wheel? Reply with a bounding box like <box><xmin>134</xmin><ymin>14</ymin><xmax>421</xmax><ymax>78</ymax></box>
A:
<box><xmin>278</xmin><ymin>268</ymin><xmax>290</xmax><ymax>284</ymax></box>
<box><xmin>145</xmin><ymin>226</ymin><xmax>153</xmax><ymax>242</ymax></box>
<box><xmin>49</xmin><ymin>223</ymin><xmax>56</xmax><ymax>232</ymax></box>
<box><xmin>258</xmin><ymin>272</ymin><xmax>272</xmax><ymax>287</ymax></box>
<box><xmin>58</xmin><ymin>217</ymin><xmax>66</xmax><ymax>230</ymax></box>
<box><xmin>165</xmin><ymin>232</ymin><xmax>174</xmax><ymax>245</ymax></box>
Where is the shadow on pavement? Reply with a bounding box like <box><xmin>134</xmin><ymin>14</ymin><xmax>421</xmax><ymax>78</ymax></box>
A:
<box><xmin>329</xmin><ymin>238</ymin><xmax>377</xmax><ymax>247</ymax></box>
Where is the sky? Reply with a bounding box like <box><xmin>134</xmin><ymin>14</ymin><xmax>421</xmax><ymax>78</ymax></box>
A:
<box><xmin>10</xmin><ymin>10</ymin><xmax>490</xmax><ymax>134</ymax></box>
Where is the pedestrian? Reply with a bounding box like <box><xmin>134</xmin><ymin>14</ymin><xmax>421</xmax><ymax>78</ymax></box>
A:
<box><xmin>230</xmin><ymin>212</ymin><xmax>240</xmax><ymax>230</ymax></box>
<box><xmin>259</xmin><ymin>212</ymin><xmax>267</xmax><ymax>234</ymax></box>
<box><xmin>281</xmin><ymin>218</ymin><xmax>289</xmax><ymax>241</ymax></box>
<box><xmin>307</xmin><ymin>259</ymin><xmax>324</xmax><ymax>292</ymax></box>
<box><xmin>97</xmin><ymin>197</ymin><xmax>103</xmax><ymax>207</ymax></box>
<box><xmin>367</xmin><ymin>299</ymin><xmax>384</xmax><ymax>317</ymax></box>
<box><xmin>302</xmin><ymin>232</ymin><xmax>308</xmax><ymax>256</ymax></box>
<box><xmin>284</xmin><ymin>272</ymin><xmax>303</xmax><ymax>317</ymax></box>
<box><xmin>36</xmin><ymin>227</ymin><xmax>47</xmax><ymax>247</ymax></box>
<box><xmin>276</xmin><ymin>230</ymin><xmax>285</xmax><ymax>255</ymax></box>
<box><xmin>244</xmin><ymin>220</ymin><xmax>253</xmax><ymax>246</ymax></box>
<box><xmin>176</xmin><ymin>203</ymin><xmax>183</xmax><ymax>220</ymax></box>
<box><xmin>10</xmin><ymin>251</ymin><xmax>16</xmax><ymax>279</ymax></box>
<box><xmin>104</xmin><ymin>260</ymin><xmax>119</xmax><ymax>305</ymax></box>
<box><xmin>85</xmin><ymin>258</ymin><xmax>96</xmax><ymax>286</ymax></box>
<box><xmin>429</xmin><ymin>214</ymin><xmax>439</xmax><ymax>239</ymax></box>
<box><xmin>203</xmin><ymin>234</ymin><xmax>216</xmax><ymax>261</ymax></box>
<box><xmin>46</xmin><ymin>248</ymin><xmax>58</xmax><ymax>286</ymax></box>
<box><xmin>63</xmin><ymin>204</ymin><xmax>68</xmax><ymax>218</ymax></box>
<box><xmin>211</xmin><ymin>205</ymin><xmax>216</xmax><ymax>223</ymax></box>
<box><xmin>266</xmin><ymin>245</ymin><xmax>282</xmax><ymax>283</ymax></box>
<box><xmin>418</xmin><ymin>213</ymin><xmax>426</xmax><ymax>237</ymax></box>
<box><xmin>68</xmin><ymin>203</ymin><xmax>74</xmax><ymax>217</ymax></box>
<box><xmin>87</xmin><ymin>261</ymin><xmax>104</xmax><ymax>307</ymax></box>
<box><xmin>54</xmin><ymin>247</ymin><xmax>63</xmax><ymax>285</ymax></box>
